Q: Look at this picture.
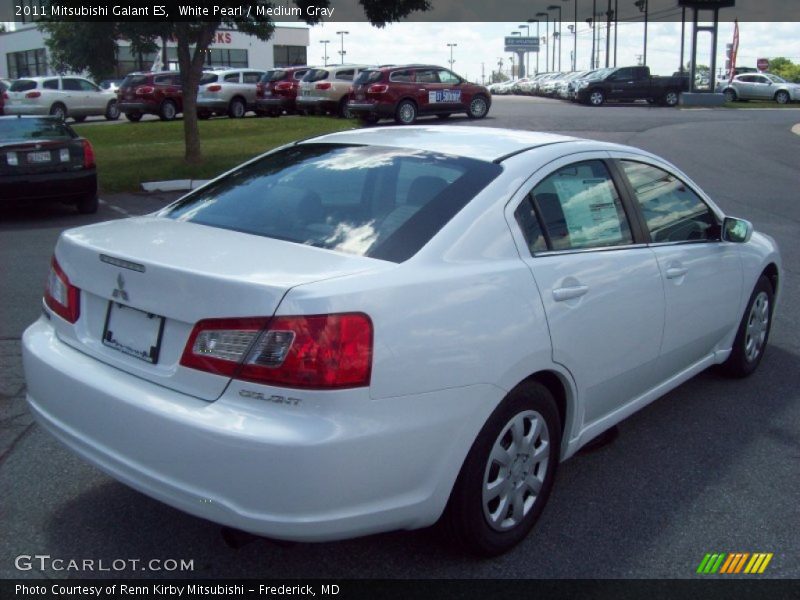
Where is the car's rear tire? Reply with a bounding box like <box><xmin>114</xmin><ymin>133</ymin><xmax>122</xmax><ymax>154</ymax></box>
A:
<box><xmin>159</xmin><ymin>100</ymin><xmax>177</xmax><ymax>121</ymax></box>
<box><xmin>588</xmin><ymin>90</ymin><xmax>605</xmax><ymax>106</ymax></box>
<box><xmin>441</xmin><ymin>381</ymin><xmax>561</xmax><ymax>556</ymax></box>
<box><xmin>105</xmin><ymin>100</ymin><xmax>120</xmax><ymax>121</ymax></box>
<box><xmin>467</xmin><ymin>96</ymin><xmax>489</xmax><ymax>119</ymax></box>
<box><xmin>662</xmin><ymin>90</ymin><xmax>680</xmax><ymax>107</ymax></box>
<box><xmin>125</xmin><ymin>111</ymin><xmax>142</xmax><ymax>122</ymax></box>
<box><xmin>49</xmin><ymin>103</ymin><xmax>67</xmax><ymax>121</ymax></box>
<box><xmin>338</xmin><ymin>97</ymin><xmax>352</xmax><ymax>119</ymax></box>
<box><xmin>775</xmin><ymin>90</ymin><xmax>790</xmax><ymax>105</ymax></box>
<box><xmin>720</xmin><ymin>275</ymin><xmax>774</xmax><ymax>378</ymax></box>
<box><xmin>76</xmin><ymin>193</ymin><xmax>98</xmax><ymax>215</ymax></box>
<box><xmin>394</xmin><ymin>100</ymin><xmax>417</xmax><ymax>125</ymax></box>
<box><xmin>723</xmin><ymin>89</ymin><xmax>737</xmax><ymax>103</ymax></box>
<box><xmin>228</xmin><ymin>97</ymin><xmax>246</xmax><ymax>118</ymax></box>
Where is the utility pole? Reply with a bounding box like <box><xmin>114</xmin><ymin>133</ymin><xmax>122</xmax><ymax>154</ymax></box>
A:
<box><xmin>528</xmin><ymin>18</ymin><xmax>540</xmax><ymax>74</ymax></box>
<box><xmin>605</xmin><ymin>0</ymin><xmax>611</xmax><ymax>68</ymax></box>
<box><xmin>447</xmin><ymin>42</ymin><xmax>457</xmax><ymax>71</ymax></box>
<box><xmin>635</xmin><ymin>0</ymin><xmax>649</xmax><ymax>66</ymax></box>
<box><xmin>536</xmin><ymin>12</ymin><xmax>550</xmax><ymax>72</ymax></box>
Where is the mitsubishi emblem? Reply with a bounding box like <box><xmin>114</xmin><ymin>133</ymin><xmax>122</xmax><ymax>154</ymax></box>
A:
<box><xmin>112</xmin><ymin>273</ymin><xmax>129</xmax><ymax>302</ymax></box>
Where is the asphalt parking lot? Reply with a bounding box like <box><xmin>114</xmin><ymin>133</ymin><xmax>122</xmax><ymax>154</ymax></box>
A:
<box><xmin>1</xmin><ymin>97</ymin><xmax>798</xmax><ymax>579</ymax></box>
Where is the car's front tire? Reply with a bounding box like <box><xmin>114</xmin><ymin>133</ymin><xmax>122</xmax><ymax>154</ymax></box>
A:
<box><xmin>105</xmin><ymin>100</ymin><xmax>120</xmax><ymax>121</ymax></box>
<box><xmin>720</xmin><ymin>275</ymin><xmax>774</xmax><ymax>378</ymax></box>
<box><xmin>588</xmin><ymin>90</ymin><xmax>605</xmax><ymax>106</ymax></box>
<box><xmin>441</xmin><ymin>381</ymin><xmax>560</xmax><ymax>556</ymax></box>
<box><xmin>662</xmin><ymin>90</ymin><xmax>680</xmax><ymax>107</ymax></box>
<box><xmin>775</xmin><ymin>90</ymin><xmax>790</xmax><ymax>105</ymax></box>
<box><xmin>723</xmin><ymin>88</ymin><xmax>737</xmax><ymax>103</ymax></box>
<box><xmin>467</xmin><ymin>96</ymin><xmax>489</xmax><ymax>119</ymax></box>
<box><xmin>394</xmin><ymin>100</ymin><xmax>417</xmax><ymax>125</ymax></box>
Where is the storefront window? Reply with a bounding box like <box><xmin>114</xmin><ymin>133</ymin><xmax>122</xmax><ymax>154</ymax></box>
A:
<box><xmin>7</xmin><ymin>48</ymin><xmax>48</xmax><ymax>78</ymax></box>
<box><xmin>274</xmin><ymin>46</ymin><xmax>307</xmax><ymax>67</ymax></box>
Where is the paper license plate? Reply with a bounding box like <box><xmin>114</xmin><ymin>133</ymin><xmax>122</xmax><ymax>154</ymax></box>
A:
<box><xmin>27</xmin><ymin>151</ymin><xmax>51</xmax><ymax>163</ymax></box>
<box><xmin>102</xmin><ymin>302</ymin><xmax>165</xmax><ymax>364</ymax></box>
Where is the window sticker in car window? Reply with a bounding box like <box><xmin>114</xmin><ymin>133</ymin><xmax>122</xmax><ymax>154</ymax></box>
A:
<box><xmin>428</xmin><ymin>89</ymin><xmax>461</xmax><ymax>103</ymax></box>
<box><xmin>554</xmin><ymin>178</ymin><xmax>624</xmax><ymax>246</ymax></box>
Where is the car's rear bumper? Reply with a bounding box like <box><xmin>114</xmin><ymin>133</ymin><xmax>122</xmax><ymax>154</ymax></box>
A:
<box><xmin>22</xmin><ymin>318</ymin><xmax>492</xmax><ymax>542</ymax></box>
<box><xmin>1</xmin><ymin>168</ymin><xmax>96</xmax><ymax>202</ymax></box>
<box><xmin>255</xmin><ymin>97</ymin><xmax>294</xmax><ymax>112</ymax></box>
<box><xmin>347</xmin><ymin>102</ymin><xmax>395</xmax><ymax>118</ymax></box>
<box><xmin>296</xmin><ymin>97</ymin><xmax>338</xmax><ymax>113</ymax></box>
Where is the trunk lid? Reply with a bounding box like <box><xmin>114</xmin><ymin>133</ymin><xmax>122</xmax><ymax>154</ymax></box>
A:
<box><xmin>54</xmin><ymin>217</ymin><xmax>385</xmax><ymax>400</ymax></box>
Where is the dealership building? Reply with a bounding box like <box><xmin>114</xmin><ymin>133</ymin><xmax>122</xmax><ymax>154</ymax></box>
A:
<box><xmin>1</xmin><ymin>23</ymin><xmax>310</xmax><ymax>80</ymax></box>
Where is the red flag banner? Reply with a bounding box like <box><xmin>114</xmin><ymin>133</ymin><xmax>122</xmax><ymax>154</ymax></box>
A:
<box><xmin>729</xmin><ymin>19</ymin><xmax>739</xmax><ymax>82</ymax></box>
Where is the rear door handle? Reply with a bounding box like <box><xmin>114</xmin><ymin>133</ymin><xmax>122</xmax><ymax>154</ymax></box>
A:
<box><xmin>553</xmin><ymin>285</ymin><xmax>589</xmax><ymax>302</ymax></box>
<box><xmin>665</xmin><ymin>266</ymin><xmax>688</xmax><ymax>279</ymax></box>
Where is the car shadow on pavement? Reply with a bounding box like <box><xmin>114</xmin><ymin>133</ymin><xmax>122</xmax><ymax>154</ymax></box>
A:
<box><xmin>38</xmin><ymin>343</ymin><xmax>800</xmax><ymax>578</ymax></box>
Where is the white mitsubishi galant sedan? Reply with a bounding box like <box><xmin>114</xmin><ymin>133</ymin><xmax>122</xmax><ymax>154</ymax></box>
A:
<box><xmin>23</xmin><ymin>127</ymin><xmax>781</xmax><ymax>556</ymax></box>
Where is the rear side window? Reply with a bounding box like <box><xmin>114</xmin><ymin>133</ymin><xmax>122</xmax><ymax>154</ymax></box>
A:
<box><xmin>355</xmin><ymin>70</ymin><xmax>383</xmax><ymax>85</ymax></box>
<box><xmin>10</xmin><ymin>80</ymin><xmax>37</xmax><ymax>92</ymax></box>
<box><xmin>335</xmin><ymin>69</ymin><xmax>355</xmax><ymax>81</ymax></box>
<box><xmin>161</xmin><ymin>144</ymin><xmax>502</xmax><ymax>263</ymax></box>
<box><xmin>243</xmin><ymin>72</ymin><xmax>262</xmax><ymax>84</ymax></box>
<box><xmin>293</xmin><ymin>69</ymin><xmax>309</xmax><ymax>80</ymax></box>
<box><xmin>620</xmin><ymin>161</ymin><xmax>717</xmax><ymax>243</ymax></box>
<box><xmin>224</xmin><ymin>72</ymin><xmax>240</xmax><ymax>83</ymax></box>
<box><xmin>526</xmin><ymin>160</ymin><xmax>633</xmax><ymax>252</ymax></box>
<box><xmin>304</xmin><ymin>69</ymin><xmax>329</xmax><ymax>83</ymax></box>
<box><xmin>200</xmin><ymin>73</ymin><xmax>219</xmax><ymax>84</ymax></box>
<box><xmin>390</xmin><ymin>70</ymin><xmax>413</xmax><ymax>83</ymax></box>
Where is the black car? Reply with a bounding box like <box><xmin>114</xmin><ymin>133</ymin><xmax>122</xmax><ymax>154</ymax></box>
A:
<box><xmin>0</xmin><ymin>116</ymin><xmax>98</xmax><ymax>213</ymax></box>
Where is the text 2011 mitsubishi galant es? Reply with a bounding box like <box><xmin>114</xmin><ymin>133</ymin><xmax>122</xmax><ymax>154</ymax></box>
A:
<box><xmin>22</xmin><ymin>126</ymin><xmax>781</xmax><ymax>556</ymax></box>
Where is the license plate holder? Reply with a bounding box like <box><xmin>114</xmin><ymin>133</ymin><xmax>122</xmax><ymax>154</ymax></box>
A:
<box><xmin>102</xmin><ymin>302</ymin><xmax>165</xmax><ymax>364</ymax></box>
<box><xmin>28</xmin><ymin>151</ymin><xmax>51</xmax><ymax>163</ymax></box>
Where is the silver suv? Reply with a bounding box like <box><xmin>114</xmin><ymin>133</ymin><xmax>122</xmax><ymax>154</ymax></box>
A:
<box><xmin>5</xmin><ymin>76</ymin><xmax>119</xmax><ymax>122</ymax></box>
<box><xmin>197</xmin><ymin>68</ymin><xmax>266</xmax><ymax>118</ymax></box>
<box><xmin>297</xmin><ymin>64</ymin><xmax>372</xmax><ymax>117</ymax></box>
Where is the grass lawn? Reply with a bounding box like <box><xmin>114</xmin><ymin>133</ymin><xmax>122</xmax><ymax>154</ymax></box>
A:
<box><xmin>73</xmin><ymin>116</ymin><xmax>359</xmax><ymax>193</ymax></box>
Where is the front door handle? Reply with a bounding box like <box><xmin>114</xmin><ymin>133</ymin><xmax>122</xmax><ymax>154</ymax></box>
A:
<box><xmin>553</xmin><ymin>285</ymin><xmax>589</xmax><ymax>302</ymax></box>
<box><xmin>665</xmin><ymin>266</ymin><xmax>688</xmax><ymax>279</ymax></box>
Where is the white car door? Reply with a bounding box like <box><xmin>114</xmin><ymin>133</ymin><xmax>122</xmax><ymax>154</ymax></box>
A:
<box><xmin>613</xmin><ymin>156</ymin><xmax>743</xmax><ymax>379</ymax></box>
<box><xmin>506</xmin><ymin>154</ymin><xmax>666</xmax><ymax>428</ymax></box>
<box><xmin>78</xmin><ymin>78</ymin><xmax>106</xmax><ymax>114</ymax></box>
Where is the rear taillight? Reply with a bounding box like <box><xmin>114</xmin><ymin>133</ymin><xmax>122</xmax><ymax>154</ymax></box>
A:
<box><xmin>206</xmin><ymin>84</ymin><xmax>222</xmax><ymax>92</ymax></box>
<box><xmin>135</xmin><ymin>85</ymin><xmax>154</xmax><ymax>96</ymax></box>
<box><xmin>275</xmin><ymin>81</ymin><xmax>292</xmax><ymax>91</ymax></box>
<box><xmin>315</xmin><ymin>82</ymin><xmax>331</xmax><ymax>90</ymax></box>
<box><xmin>82</xmin><ymin>139</ymin><xmax>95</xmax><ymax>168</ymax></box>
<box><xmin>367</xmin><ymin>84</ymin><xmax>388</xmax><ymax>94</ymax></box>
<box><xmin>2</xmin><ymin>92</ymin><xmax>9</xmax><ymax>100</ymax></box>
<box><xmin>44</xmin><ymin>256</ymin><xmax>80</xmax><ymax>323</ymax></box>
<box><xmin>25</xmin><ymin>91</ymin><xmax>41</xmax><ymax>99</ymax></box>
<box><xmin>181</xmin><ymin>313</ymin><xmax>373</xmax><ymax>389</ymax></box>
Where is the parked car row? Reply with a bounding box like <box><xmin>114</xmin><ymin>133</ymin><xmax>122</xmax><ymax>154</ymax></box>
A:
<box><xmin>489</xmin><ymin>66</ymin><xmax>690</xmax><ymax>107</ymax></box>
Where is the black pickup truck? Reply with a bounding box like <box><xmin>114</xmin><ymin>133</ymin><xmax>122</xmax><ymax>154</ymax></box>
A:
<box><xmin>574</xmin><ymin>66</ymin><xmax>689</xmax><ymax>107</ymax></box>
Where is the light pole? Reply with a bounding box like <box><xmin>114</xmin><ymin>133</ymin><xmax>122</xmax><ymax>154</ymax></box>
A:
<box><xmin>586</xmin><ymin>16</ymin><xmax>595</xmax><ymax>69</ymax></box>
<box><xmin>572</xmin><ymin>0</ymin><xmax>578</xmax><ymax>72</ymax></box>
<box><xmin>635</xmin><ymin>0</ymin><xmax>648</xmax><ymax>66</ymax></box>
<box><xmin>319</xmin><ymin>39</ymin><xmax>330</xmax><ymax>66</ymax></box>
<box><xmin>527</xmin><ymin>18</ymin><xmax>540</xmax><ymax>74</ymax></box>
<box><xmin>536</xmin><ymin>12</ymin><xmax>549</xmax><ymax>73</ymax></box>
<box><xmin>336</xmin><ymin>30</ymin><xmax>349</xmax><ymax>65</ymax></box>
<box><xmin>548</xmin><ymin>5</ymin><xmax>562</xmax><ymax>72</ymax></box>
<box><xmin>518</xmin><ymin>24</ymin><xmax>530</xmax><ymax>78</ymax></box>
<box><xmin>509</xmin><ymin>32</ymin><xmax>522</xmax><ymax>78</ymax></box>
<box><xmin>447</xmin><ymin>42</ymin><xmax>457</xmax><ymax>71</ymax></box>
<box><xmin>568</xmin><ymin>25</ymin><xmax>575</xmax><ymax>71</ymax></box>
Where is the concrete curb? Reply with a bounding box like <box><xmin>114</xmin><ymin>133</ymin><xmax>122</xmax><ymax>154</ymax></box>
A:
<box><xmin>141</xmin><ymin>179</ymin><xmax>210</xmax><ymax>192</ymax></box>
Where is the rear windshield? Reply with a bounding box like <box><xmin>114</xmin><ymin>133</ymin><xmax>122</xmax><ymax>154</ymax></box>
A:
<box><xmin>199</xmin><ymin>73</ymin><xmax>219</xmax><ymax>84</ymax></box>
<box><xmin>261</xmin><ymin>70</ymin><xmax>287</xmax><ymax>83</ymax></box>
<box><xmin>10</xmin><ymin>80</ymin><xmax>37</xmax><ymax>92</ymax></box>
<box><xmin>161</xmin><ymin>144</ymin><xmax>503</xmax><ymax>263</ymax></box>
<box><xmin>303</xmin><ymin>69</ymin><xmax>329</xmax><ymax>83</ymax></box>
<box><xmin>121</xmin><ymin>74</ymin><xmax>149</xmax><ymax>88</ymax></box>
<box><xmin>355</xmin><ymin>70</ymin><xmax>383</xmax><ymax>85</ymax></box>
<box><xmin>0</xmin><ymin>118</ymin><xmax>74</xmax><ymax>141</ymax></box>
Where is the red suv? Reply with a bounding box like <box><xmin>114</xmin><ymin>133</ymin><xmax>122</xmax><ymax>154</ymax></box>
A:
<box><xmin>348</xmin><ymin>65</ymin><xmax>491</xmax><ymax>125</ymax></box>
<box><xmin>118</xmin><ymin>71</ymin><xmax>183</xmax><ymax>122</ymax></box>
<box><xmin>255</xmin><ymin>66</ymin><xmax>311</xmax><ymax>117</ymax></box>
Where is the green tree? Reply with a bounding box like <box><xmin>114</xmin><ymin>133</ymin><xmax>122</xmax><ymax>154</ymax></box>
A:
<box><xmin>38</xmin><ymin>0</ymin><xmax>430</xmax><ymax>163</ymax></box>
<box><xmin>768</xmin><ymin>57</ymin><xmax>800</xmax><ymax>82</ymax></box>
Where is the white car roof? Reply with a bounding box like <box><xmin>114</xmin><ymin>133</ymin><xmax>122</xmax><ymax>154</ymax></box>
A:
<box><xmin>306</xmin><ymin>126</ymin><xmax>581</xmax><ymax>162</ymax></box>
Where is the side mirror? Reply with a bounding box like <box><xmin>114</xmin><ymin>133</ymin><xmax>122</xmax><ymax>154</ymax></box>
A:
<box><xmin>722</xmin><ymin>217</ymin><xmax>753</xmax><ymax>243</ymax></box>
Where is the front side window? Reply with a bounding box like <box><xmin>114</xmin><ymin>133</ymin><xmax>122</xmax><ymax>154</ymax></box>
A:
<box><xmin>438</xmin><ymin>70</ymin><xmax>461</xmax><ymax>84</ymax></box>
<box><xmin>78</xmin><ymin>79</ymin><xmax>98</xmax><ymax>91</ymax></box>
<box><xmin>526</xmin><ymin>160</ymin><xmax>633</xmax><ymax>251</ymax></box>
<box><xmin>61</xmin><ymin>78</ymin><xmax>82</xmax><ymax>91</ymax></box>
<box><xmin>160</xmin><ymin>144</ymin><xmax>502</xmax><ymax>263</ymax></box>
<box><xmin>620</xmin><ymin>161</ymin><xmax>717</xmax><ymax>243</ymax></box>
